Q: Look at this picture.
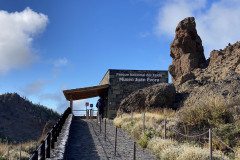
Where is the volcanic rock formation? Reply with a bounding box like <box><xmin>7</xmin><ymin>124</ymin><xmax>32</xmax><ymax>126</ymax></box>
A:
<box><xmin>169</xmin><ymin>17</ymin><xmax>206</xmax><ymax>84</ymax></box>
<box><xmin>119</xmin><ymin>17</ymin><xmax>240</xmax><ymax>112</ymax></box>
<box><xmin>170</xmin><ymin>18</ymin><xmax>240</xmax><ymax>108</ymax></box>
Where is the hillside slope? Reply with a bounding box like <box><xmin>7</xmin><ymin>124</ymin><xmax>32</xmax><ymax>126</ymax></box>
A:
<box><xmin>0</xmin><ymin>93</ymin><xmax>60</xmax><ymax>143</ymax></box>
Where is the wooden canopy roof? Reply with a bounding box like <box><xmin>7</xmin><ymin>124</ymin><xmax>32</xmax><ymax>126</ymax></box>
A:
<box><xmin>63</xmin><ymin>84</ymin><xmax>109</xmax><ymax>101</ymax></box>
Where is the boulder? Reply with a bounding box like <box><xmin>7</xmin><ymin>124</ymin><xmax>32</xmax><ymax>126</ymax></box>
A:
<box><xmin>119</xmin><ymin>83</ymin><xmax>176</xmax><ymax>112</ymax></box>
<box><xmin>169</xmin><ymin>17</ymin><xmax>206</xmax><ymax>84</ymax></box>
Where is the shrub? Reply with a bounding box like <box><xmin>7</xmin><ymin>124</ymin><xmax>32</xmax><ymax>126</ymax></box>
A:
<box><xmin>130</xmin><ymin>122</ymin><xmax>142</xmax><ymax>139</ymax></box>
<box><xmin>212</xmin><ymin>124</ymin><xmax>240</xmax><ymax>153</ymax></box>
<box><xmin>178</xmin><ymin>102</ymin><xmax>233</xmax><ymax>131</ymax></box>
<box><xmin>138</xmin><ymin>134</ymin><xmax>148</xmax><ymax>148</ymax></box>
<box><xmin>0</xmin><ymin>156</ymin><xmax>7</xmax><ymax>160</ymax></box>
<box><xmin>138</xmin><ymin>129</ymin><xmax>157</xmax><ymax>148</ymax></box>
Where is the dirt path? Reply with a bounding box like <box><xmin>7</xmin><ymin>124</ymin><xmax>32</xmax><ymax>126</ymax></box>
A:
<box><xmin>66</xmin><ymin>119</ymin><xmax>157</xmax><ymax>160</ymax></box>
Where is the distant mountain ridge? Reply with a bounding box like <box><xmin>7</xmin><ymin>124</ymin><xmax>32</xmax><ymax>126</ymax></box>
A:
<box><xmin>0</xmin><ymin>93</ymin><xmax>60</xmax><ymax>143</ymax></box>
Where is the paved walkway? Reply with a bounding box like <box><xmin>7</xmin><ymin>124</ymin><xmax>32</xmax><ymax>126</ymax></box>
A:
<box><xmin>65</xmin><ymin>119</ymin><xmax>157</xmax><ymax>160</ymax></box>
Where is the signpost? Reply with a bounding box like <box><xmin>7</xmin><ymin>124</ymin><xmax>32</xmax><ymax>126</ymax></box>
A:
<box><xmin>86</xmin><ymin>102</ymin><xmax>89</xmax><ymax>119</ymax></box>
<box><xmin>89</xmin><ymin>104</ymin><xmax>93</xmax><ymax>118</ymax></box>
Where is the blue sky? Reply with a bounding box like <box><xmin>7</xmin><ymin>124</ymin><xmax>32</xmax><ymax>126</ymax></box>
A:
<box><xmin>0</xmin><ymin>0</ymin><xmax>239</xmax><ymax>113</ymax></box>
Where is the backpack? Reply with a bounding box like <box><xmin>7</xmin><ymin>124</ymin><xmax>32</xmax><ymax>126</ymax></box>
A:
<box><xmin>97</xmin><ymin>100</ymin><xmax>105</xmax><ymax>109</ymax></box>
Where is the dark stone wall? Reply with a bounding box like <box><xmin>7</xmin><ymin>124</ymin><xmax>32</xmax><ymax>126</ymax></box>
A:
<box><xmin>100</xmin><ymin>69</ymin><xmax>168</xmax><ymax>119</ymax></box>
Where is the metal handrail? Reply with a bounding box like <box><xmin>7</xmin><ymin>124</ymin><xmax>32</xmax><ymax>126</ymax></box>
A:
<box><xmin>36</xmin><ymin>143</ymin><xmax>42</xmax><ymax>152</ymax></box>
<box><xmin>29</xmin><ymin>107</ymin><xmax>71</xmax><ymax>160</ymax></box>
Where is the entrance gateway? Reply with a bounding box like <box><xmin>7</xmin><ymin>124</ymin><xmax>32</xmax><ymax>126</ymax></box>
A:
<box><xmin>63</xmin><ymin>69</ymin><xmax>168</xmax><ymax>119</ymax></box>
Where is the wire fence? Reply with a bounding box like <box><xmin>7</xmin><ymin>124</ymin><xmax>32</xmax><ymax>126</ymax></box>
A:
<box><xmin>137</xmin><ymin>112</ymin><xmax>239</xmax><ymax>159</ymax></box>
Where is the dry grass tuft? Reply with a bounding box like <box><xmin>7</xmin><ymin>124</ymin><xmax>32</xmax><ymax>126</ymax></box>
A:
<box><xmin>114</xmin><ymin>108</ymin><xmax>176</xmax><ymax>127</ymax></box>
<box><xmin>0</xmin><ymin>143</ymin><xmax>8</xmax><ymax>156</ymax></box>
<box><xmin>147</xmin><ymin>137</ymin><xmax>178</xmax><ymax>156</ymax></box>
<box><xmin>177</xmin><ymin>145</ymin><xmax>229</xmax><ymax>160</ymax></box>
<box><xmin>148</xmin><ymin>137</ymin><xmax>230</xmax><ymax>160</ymax></box>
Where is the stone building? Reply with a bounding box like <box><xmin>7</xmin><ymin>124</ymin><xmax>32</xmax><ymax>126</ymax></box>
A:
<box><xmin>63</xmin><ymin>69</ymin><xmax>168</xmax><ymax>119</ymax></box>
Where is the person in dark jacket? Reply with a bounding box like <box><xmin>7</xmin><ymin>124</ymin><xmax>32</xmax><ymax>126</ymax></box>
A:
<box><xmin>96</xmin><ymin>97</ymin><xmax>105</xmax><ymax>121</ymax></box>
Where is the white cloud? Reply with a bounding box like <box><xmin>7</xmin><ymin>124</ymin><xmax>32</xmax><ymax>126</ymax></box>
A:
<box><xmin>54</xmin><ymin>58</ymin><xmax>68</xmax><ymax>67</ymax></box>
<box><xmin>155</xmin><ymin>0</ymin><xmax>240</xmax><ymax>57</ymax></box>
<box><xmin>20</xmin><ymin>79</ymin><xmax>48</xmax><ymax>96</ymax></box>
<box><xmin>39</xmin><ymin>85</ymin><xmax>69</xmax><ymax>113</ymax></box>
<box><xmin>73</xmin><ymin>100</ymin><xmax>87</xmax><ymax>106</ymax></box>
<box><xmin>38</xmin><ymin>85</ymin><xmax>88</xmax><ymax>114</ymax></box>
<box><xmin>0</xmin><ymin>7</ymin><xmax>48</xmax><ymax>75</ymax></box>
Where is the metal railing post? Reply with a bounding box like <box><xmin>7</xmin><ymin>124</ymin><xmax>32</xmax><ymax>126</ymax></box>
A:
<box><xmin>97</xmin><ymin>111</ymin><xmax>99</xmax><ymax>122</ymax></box>
<box><xmin>164</xmin><ymin>119</ymin><xmax>167</xmax><ymax>139</ymax></box>
<box><xmin>100</xmin><ymin>117</ymin><xmax>102</xmax><ymax>134</ymax></box>
<box><xmin>46</xmin><ymin>133</ymin><xmax>51</xmax><ymax>158</ymax></box>
<box><xmin>143</xmin><ymin>113</ymin><xmax>145</xmax><ymax>132</ymax></box>
<box><xmin>209</xmin><ymin>128</ymin><xmax>212</xmax><ymax>160</ymax></box>
<box><xmin>41</xmin><ymin>140</ymin><xmax>45</xmax><ymax>160</ymax></box>
<box><xmin>133</xmin><ymin>142</ymin><xmax>136</xmax><ymax>160</ymax></box>
<box><xmin>131</xmin><ymin>110</ymin><xmax>133</xmax><ymax>121</ymax></box>
<box><xmin>51</xmin><ymin>126</ymin><xmax>55</xmax><ymax>149</ymax></box>
<box><xmin>90</xmin><ymin>110</ymin><xmax>91</xmax><ymax>119</ymax></box>
<box><xmin>114</xmin><ymin>126</ymin><xmax>117</xmax><ymax>156</ymax></box>
<box><xmin>7</xmin><ymin>146</ymin><xmax>9</xmax><ymax>160</ymax></box>
<box><xmin>104</xmin><ymin>119</ymin><xmax>106</xmax><ymax>141</ymax></box>
<box><xmin>34</xmin><ymin>150</ymin><xmax>38</xmax><ymax>160</ymax></box>
<box><xmin>20</xmin><ymin>143</ymin><xmax>22</xmax><ymax>160</ymax></box>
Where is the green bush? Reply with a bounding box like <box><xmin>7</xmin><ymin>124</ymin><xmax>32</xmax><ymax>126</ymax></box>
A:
<box><xmin>130</xmin><ymin>121</ymin><xmax>135</xmax><ymax>127</ymax></box>
<box><xmin>212</xmin><ymin>123</ymin><xmax>240</xmax><ymax>153</ymax></box>
<box><xmin>138</xmin><ymin>129</ymin><xmax>156</xmax><ymax>148</ymax></box>
<box><xmin>0</xmin><ymin>156</ymin><xmax>7</xmax><ymax>160</ymax></box>
<box><xmin>138</xmin><ymin>134</ymin><xmax>148</xmax><ymax>148</ymax></box>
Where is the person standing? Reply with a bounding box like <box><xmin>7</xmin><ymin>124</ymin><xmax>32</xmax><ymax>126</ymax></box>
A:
<box><xmin>96</xmin><ymin>97</ymin><xmax>105</xmax><ymax>121</ymax></box>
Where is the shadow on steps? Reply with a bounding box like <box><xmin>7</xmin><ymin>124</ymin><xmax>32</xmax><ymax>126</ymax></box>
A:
<box><xmin>66</xmin><ymin>119</ymin><xmax>100</xmax><ymax>160</ymax></box>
